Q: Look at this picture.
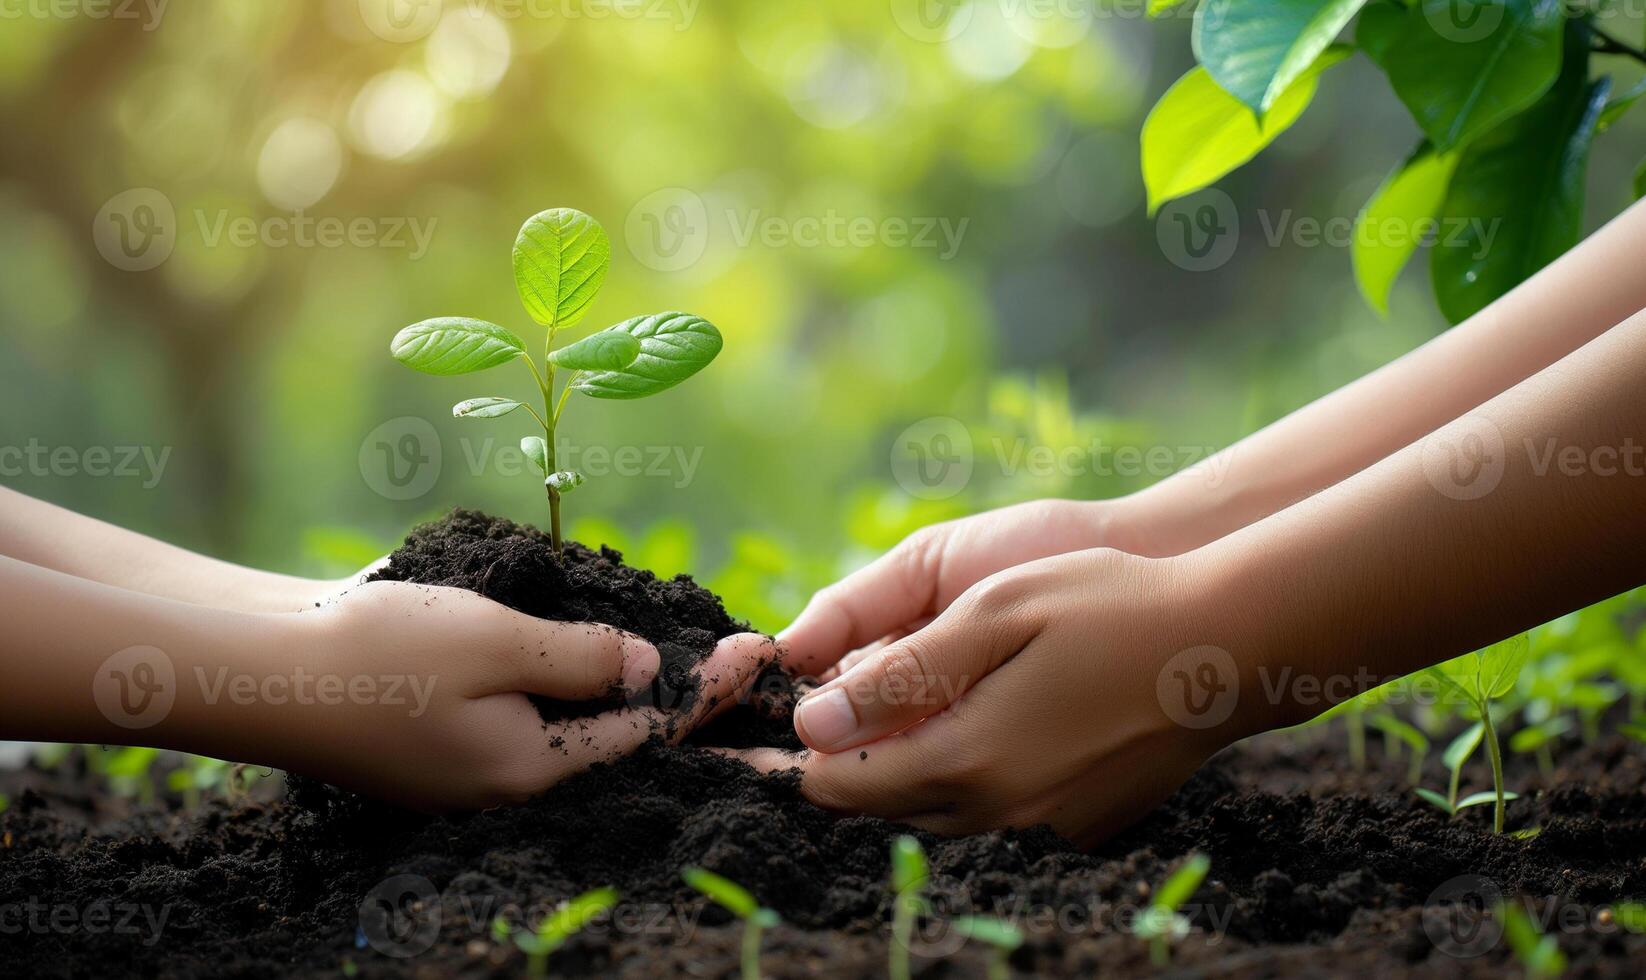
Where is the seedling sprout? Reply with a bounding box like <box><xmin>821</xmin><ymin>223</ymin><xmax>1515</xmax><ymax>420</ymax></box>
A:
<box><xmin>1425</xmin><ymin>633</ymin><xmax>1529</xmax><ymax>833</ymax></box>
<box><xmin>1130</xmin><ymin>853</ymin><xmax>1210</xmax><ymax>967</ymax></box>
<box><xmin>1500</xmin><ymin>900</ymin><xmax>1566</xmax><ymax>978</ymax></box>
<box><xmin>888</xmin><ymin>835</ymin><xmax>929</xmax><ymax>980</ymax></box>
<box><xmin>514</xmin><ymin>886</ymin><xmax>619</xmax><ymax>978</ymax></box>
<box><xmin>950</xmin><ymin>915</ymin><xmax>1024</xmax><ymax>980</ymax></box>
<box><xmin>681</xmin><ymin>867</ymin><xmax>779</xmax><ymax>980</ymax></box>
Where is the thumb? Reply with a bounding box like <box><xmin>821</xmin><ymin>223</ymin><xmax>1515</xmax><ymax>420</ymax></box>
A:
<box><xmin>791</xmin><ymin>574</ymin><xmax>1039</xmax><ymax>753</ymax></box>
<box><xmin>779</xmin><ymin>530</ymin><xmax>944</xmax><ymax>679</ymax></box>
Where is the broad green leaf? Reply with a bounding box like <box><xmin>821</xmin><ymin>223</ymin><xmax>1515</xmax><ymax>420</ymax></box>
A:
<box><xmin>1352</xmin><ymin>144</ymin><xmax>1458</xmax><ymax>315</ymax></box>
<box><xmin>1415</xmin><ymin>787</ymin><xmax>1455</xmax><ymax>812</ymax></box>
<box><xmin>572</xmin><ymin>312</ymin><xmax>723</xmax><ymax>400</ymax></box>
<box><xmin>891</xmin><ymin>835</ymin><xmax>928</xmax><ymax>895</ymax></box>
<box><xmin>1193</xmin><ymin>0</ymin><xmax>1370</xmax><ymax>112</ymax></box>
<box><xmin>1443</xmin><ymin>721</ymin><xmax>1486</xmax><ymax>771</ymax></box>
<box><xmin>682</xmin><ymin>867</ymin><xmax>759</xmax><ymax>919</ymax></box>
<box><xmin>1383</xmin><ymin>0</ymin><xmax>1565</xmax><ymax>152</ymax></box>
<box><xmin>1141</xmin><ymin>48</ymin><xmax>1346</xmax><ymax>213</ymax></box>
<box><xmin>545</xmin><ymin>470</ymin><xmax>583</xmax><ymax>493</ymax></box>
<box><xmin>535</xmin><ymin>887</ymin><xmax>618</xmax><ymax>947</ymax></box>
<box><xmin>513</xmin><ymin>208</ymin><xmax>611</xmax><ymax>329</ymax></box>
<box><xmin>1456</xmin><ymin>789</ymin><xmax>1518</xmax><ymax>810</ymax></box>
<box><xmin>1355</xmin><ymin>0</ymin><xmax>1406</xmax><ymax>66</ymax></box>
<box><xmin>952</xmin><ymin>916</ymin><xmax>1025</xmax><ymax>950</ymax></box>
<box><xmin>452</xmin><ymin>397</ymin><xmax>523</xmax><ymax>419</ymax></box>
<box><xmin>390</xmin><ymin>318</ymin><xmax>526</xmax><ymax>375</ymax></box>
<box><xmin>548</xmin><ymin>329</ymin><xmax>641</xmax><ymax>372</ymax></box>
<box><xmin>1153</xmin><ymin>853</ymin><xmax>1210</xmax><ymax>912</ymax></box>
<box><xmin>521</xmin><ymin>436</ymin><xmax>548</xmax><ymax>475</ymax></box>
<box><xmin>1435</xmin><ymin>32</ymin><xmax>1599</xmax><ymax>326</ymax></box>
<box><xmin>1480</xmin><ymin>632</ymin><xmax>1530</xmax><ymax>699</ymax></box>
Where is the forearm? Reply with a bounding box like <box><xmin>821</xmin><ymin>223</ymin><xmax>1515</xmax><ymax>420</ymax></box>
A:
<box><xmin>1126</xmin><ymin>199</ymin><xmax>1646</xmax><ymax>558</ymax></box>
<box><xmin>0</xmin><ymin>554</ymin><xmax>302</xmax><ymax>759</ymax></box>
<box><xmin>1198</xmin><ymin>308</ymin><xmax>1646</xmax><ymax>731</ymax></box>
<box><xmin>0</xmin><ymin>487</ymin><xmax>321</xmax><ymax>612</ymax></box>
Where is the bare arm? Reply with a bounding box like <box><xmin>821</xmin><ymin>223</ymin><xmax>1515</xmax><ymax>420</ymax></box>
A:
<box><xmin>0</xmin><ymin>486</ymin><xmax>331</xmax><ymax>612</ymax></box>
<box><xmin>1128</xmin><ymin>198</ymin><xmax>1646</xmax><ymax>557</ymax></box>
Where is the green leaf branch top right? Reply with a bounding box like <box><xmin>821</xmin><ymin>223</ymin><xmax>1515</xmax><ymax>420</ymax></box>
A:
<box><xmin>1142</xmin><ymin>0</ymin><xmax>1645</xmax><ymax>323</ymax></box>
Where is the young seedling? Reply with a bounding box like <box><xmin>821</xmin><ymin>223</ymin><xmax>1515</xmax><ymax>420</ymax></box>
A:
<box><xmin>1612</xmin><ymin>901</ymin><xmax>1646</xmax><ymax>934</ymax></box>
<box><xmin>1130</xmin><ymin>853</ymin><xmax>1210</xmax><ymax>968</ymax></box>
<box><xmin>1510</xmin><ymin>716</ymin><xmax>1573</xmax><ymax>778</ymax></box>
<box><xmin>1499</xmin><ymin>899</ymin><xmax>1566</xmax><ymax>978</ymax></box>
<box><xmin>888</xmin><ymin>835</ymin><xmax>929</xmax><ymax>980</ymax></box>
<box><xmin>514</xmin><ymin>886</ymin><xmax>619</xmax><ymax>978</ymax></box>
<box><xmin>950</xmin><ymin>916</ymin><xmax>1024</xmax><ymax>980</ymax></box>
<box><xmin>390</xmin><ymin>207</ymin><xmax>723</xmax><ymax>555</ymax></box>
<box><xmin>1368</xmin><ymin>712</ymin><xmax>1429</xmax><ymax>785</ymax></box>
<box><xmin>1425</xmin><ymin>633</ymin><xmax>1529</xmax><ymax>833</ymax></box>
<box><xmin>681</xmin><ymin>867</ymin><xmax>779</xmax><ymax>980</ymax></box>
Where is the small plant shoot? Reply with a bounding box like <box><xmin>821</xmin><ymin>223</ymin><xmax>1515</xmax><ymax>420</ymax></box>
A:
<box><xmin>1425</xmin><ymin>633</ymin><xmax>1530</xmax><ymax>833</ymax></box>
<box><xmin>888</xmin><ymin>835</ymin><xmax>929</xmax><ymax>980</ymax></box>
<box><xmin>1130</xmin><ymin>853</ymin><xmax>1210</xmax><ymax>968</ymax></box>
<box><xmin>681</xmin><ymin>867</ymin><xmax>779</xmax><ymax>980</ymax></box>
<box><xmin>950</xmin><ymin>916</ymin><xmax>1024</xmax><ymax>980</ymax></box>
<box><xmin>391</xmin><ymin>208</ymin><xmax>723</xmax><ymax>554</ymax></box>
<box><xmin>1500</xmin><ymin>900</ymin><xmax>1567</xmax><ymax>979</ymax></box>
<box><xmin>514</xmin><ymin>886</ymin><xmax>619</xmax><ymax>978</ymax></box>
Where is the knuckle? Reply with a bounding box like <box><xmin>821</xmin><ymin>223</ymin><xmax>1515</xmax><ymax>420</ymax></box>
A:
<box><xmin>865</xmin><ymin>641</ymin><xmax>942</xmax><ymax>713</ymax></box>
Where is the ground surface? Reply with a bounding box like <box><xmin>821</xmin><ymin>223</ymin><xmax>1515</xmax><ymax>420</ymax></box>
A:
<box><xmin>4</xmin><ymin>512</ymin><xmax>1645</xmax><ymax>977</ymax></box>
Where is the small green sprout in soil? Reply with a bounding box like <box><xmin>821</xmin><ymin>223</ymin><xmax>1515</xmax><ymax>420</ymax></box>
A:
<box><xmin>1613</xmin><ymin>901</ymin><xmax>1646</xmax><ymax>934</ymax></box>
<box><xmin>950</xmin><ymin>915</ymin><xmax>1024</xmax><ymax>980</ymax></box>
<box><xmin>1130</xmin><ymin>853</ymin><xmax>1210</xmax><ymax>968</ymax></box>
<box><xmin>888</xmin><ymin>835</ymin><xmax>929</xmax><ymax>980</ymax></box>
<box><xmin>1367</xmin><ymin>711</ymin><xmax>1429</xmax><ymax>785</ymax></box>
<box><xmin>391</xmin><ymin>207</ymin><xmax>723</xmax><ymax>554</ymax></box>
<box><xmin>1500</xmin><ymin>899</ymin><xmax>1567</xmax><ymax>979</ymax></box>
<box><xmin>681</xmin><ymin>867</ymin><xmax>779</xmax><ymax>980</ymax></box>
<box><xmin>513</xmin><ymin>886</ymin><xmax>619</xmax><ymax>978</ymax></box>
<box><xmin>1425</xmin><ymin>633</ymin><xmax>1529</xmax><ymax>833</ymax></box>
<box><xmin>0</xmin><ymin>792</ymin><xmax>8</xmax><ymax>815</ymax></box>
<box><xmin>1510</xmin><ymin>716</ymin><xmax>1573</xmax><ymax>777</ymax></box>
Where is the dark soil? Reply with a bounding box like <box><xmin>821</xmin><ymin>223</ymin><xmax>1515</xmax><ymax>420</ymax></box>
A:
<box><xmin>4</xmin><ymin>511</ymin><xmax>1646</xmax><ymax>977</ymax></box>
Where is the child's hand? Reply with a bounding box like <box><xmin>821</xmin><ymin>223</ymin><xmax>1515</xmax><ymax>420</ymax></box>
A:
<box><xmin>251</xmin><ymin>581</ymin><xmax>776</xmax><ymax>810</ymax></box>
<box><xmin>732</xmin><ymin>549</ymin><xmax>1252</xmax><ymax>847</ymax></box>
<box><xmin>780</xmin><ymin>498</ymin><xmax>1147</xmax><ymax>679</ymax></box>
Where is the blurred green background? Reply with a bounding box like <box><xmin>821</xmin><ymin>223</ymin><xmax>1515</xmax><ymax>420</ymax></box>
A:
<box><xmin>2</xmin><ymin>0</ymin><xmax>1642</xmax><ymax>633</ymax></box>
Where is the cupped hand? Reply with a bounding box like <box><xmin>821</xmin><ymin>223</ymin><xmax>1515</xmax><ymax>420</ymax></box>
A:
<box><xmin>779</xmin><ymin>498</ymin><xmax>1148</xmax><ymax>681</ymax></box>
<box><xmin>730</xmin><ymin>549</ymin><xmax>1251</xmax><ymax>847</ymax></box>
<box><xmin>256</xmin><ymin>580</ymin><xmax>775</xmax><ymax>811</ymax></box>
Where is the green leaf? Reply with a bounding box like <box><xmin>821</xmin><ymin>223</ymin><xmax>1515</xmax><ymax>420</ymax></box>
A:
<box><xmin>1141</xmin><ymin>48</ymin><xmax>1346</xmax><ymax>213</ymax></box>
<box><xmin>1355</xmin><ymin>0</ymin><xmax>1406</xmax><ymax>67</ymax></box>
<box><xmin>390</xmin><ymin>318</ymin><xmax>526</xmax><ymax>375</ymax></box>
<box><xmin>513</xmin><ymin>208</ymin><xmax>611</xmax><ymax>329</ymax></box>
<box><xmin>1456</xmin><ymin>789</ymin><xmax>1518</xmax><ymax>810</ymax></box>
<box><xmin>1368</xmin><ymin>712</ymin><xmax>1429</xmax><ymax>754</ymax></box>
<box><xmin>682</xmin><ymin>867</ymin><xmax>759</xmax><ymax>919</ymax></box>
<box><xmin>1480</xmin><ymin>632</ymin><xmax>1531</xmax><ymax>699</ymax></box>
<box><xmin>452</xmin><ymin>397</ymin><xmax>523</xmax><ymax>419</ymax></box>
<box><xmin>1415</xmin><ymin>787</ymin><xmax>1455</xmax><ymax>813</ymax></box>
<box><xmin>1598</xmin><ymin>74</ymin><xmax>1646</xmax><ymax>132</ymax></box>
<box><xmin>545</xmin><ymin>470</ymin><xmax>583</xmax><ymax>493</ymax></box>
<box><xmin>521</xmin><ymin>436</ymin><xmax>548</xmax><ymax>475</ymax></box>
<box><xmin>1382</xmin><ymin>0</ymin><xmax>1565</xmax><ymax>152</ymax></box>
<box><xmin>1506</xmin><ymin>825</ymin><xmax>1543</xmax><ymax>840</ymax></box>
<box><xmin>890</xmin><ymin>835</ymin><xmax>928</xmax><ymax>895</ymax></box>
<box><xmin>1148</xmin><ymin>0</ymin><xmax>1190</xmax><ymax>16</ymax></box>
<box><xmin>1634</xmin><ymin>156</ymin><xmax>1646</xmax><ymax>201</ymax></box>
<box><xmin>1193</xmin><ymin>0</ymin><xmax>1370</xmax><ymax>112</ymax></box>
<box><xmin>1443</xmin><ymin>721</ymin><xmax>1486</xmax><ymax>771</ymax></box>
<box><xmin>1614</xmin><ymin>901</ymin><xmax>1646</xmax><ymax>934</ymax></box>
<box><xmin>951</xmin><ymin>916</ymin><xmax>1024</xmax><ymax>951</ymax></box>
<box><xmin>1153</xmin><ymin>853</ymin><xmax>1210</xmax><ymax>913</ymax></box>
<box><xmin>1499</xmin><ymin>900</ymin><xmax>1566</xmax><ymax>977</ymax></box>
<box><xmin>534</xmin><ymin>887</ymin><xmax>618</xmax><ymax>947</ymax></box>
<box><xmin>1352</xmin><ymin>144</ymin><xmax>1458</xmax><ymax>315</ymax></box>
<box><xmin>572</xmin><ymin>312</ymin><xmax>723</xmax><ymax>400</ymax></box>
<box><xmin>549</xmin><ymin>329</ymin><xmax>642</xmax><ymax>372</ymax></box>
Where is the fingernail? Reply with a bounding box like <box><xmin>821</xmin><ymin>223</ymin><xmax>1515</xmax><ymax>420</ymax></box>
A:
<box><xmin>622</xmin><ymin>638</ymin><xmax>661</xmax><ymax>691</ymax></box>
<box><xmin>794</xmin><ymin>686</ymin><xmax>857</xmax><ymax>751</ymax></box>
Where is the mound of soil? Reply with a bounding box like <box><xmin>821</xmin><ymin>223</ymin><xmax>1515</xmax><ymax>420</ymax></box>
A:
<box><xmin>3</xmin><ymin>511</ymin><xmax>1646</xmax><ymax>977</ymax></box>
